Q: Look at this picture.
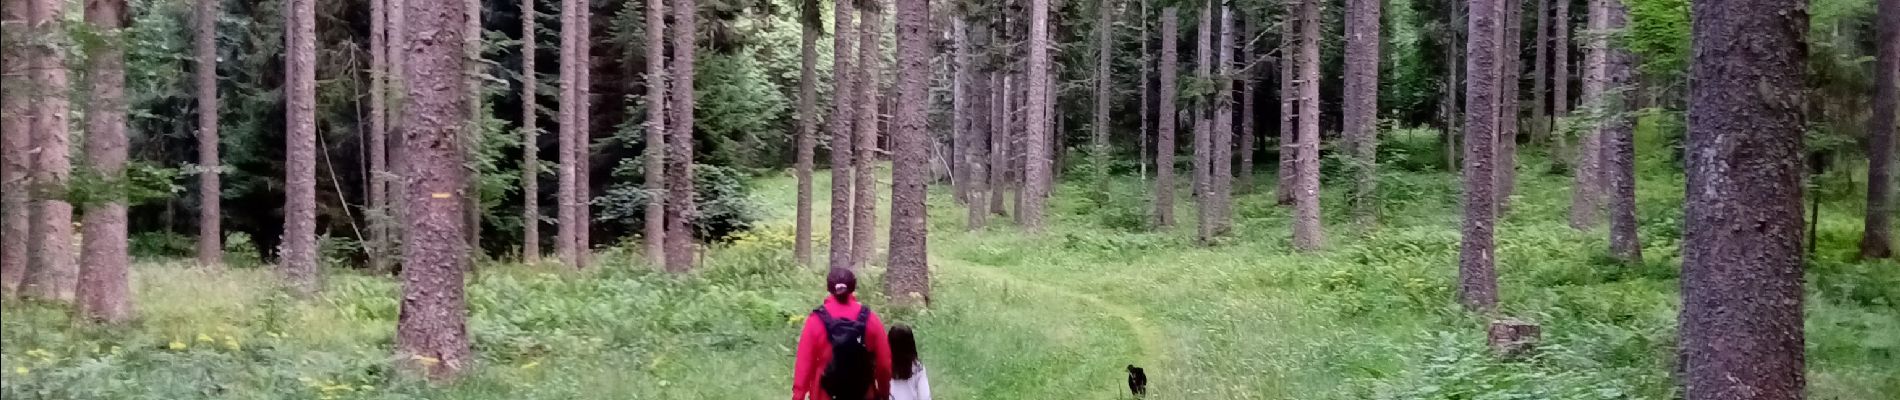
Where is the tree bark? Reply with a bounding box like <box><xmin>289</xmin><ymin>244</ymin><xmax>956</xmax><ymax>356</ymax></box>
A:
<box><xmin>396</xmin><ymin>0</ymin><xmax>472</xmax><ymax>378</ymax></box>
<box><xmin>793</xmin><ymin>0</ymin><xmax>816</xmax><ymax>265</ymax></box>
<box><xmin>640</xmin><ymin>0</ymin><xmax>666</xmax><ymax>266</ymax></box>
<box><xmin>519</xmin><ymin>0</ymin><xmax>541</xmax><ymax>263</ymax></box>
<box><xmin>1552</xmin><ymin>0</ymin><xmax>1570</xmax><ymax>156</ymax></box>
<box><xmin>1237</xmin><ymin>18</ymin><xmax>1256</xmax><ymax>195</ymax></box>
<box><xmin>1567</xmin><ymin>0</ymin><xmax>1605</xmax><ymax>230</ymax></box>
<box><xmin>557</xmin><ymin>0</ymin><xmax>578</xmax><ymax>268</ymax></box>
<box><xmin>1679</xmin><ymin>0</ymin><xmax>1808</xmax><ymax>393</ymax></box>
<box><xmin>574</xmin><ymin>0</ymin><xmax>593</xmax><ymax>268</ymax></box>
<box><xmin>19</xmin><ymin>0</ymin><xmax>75</xmax><ymax>302</ymax></box>
<box><xmin>1193</xmin><ymin>2</ymin><xmax>1212</xmax><ymax>240</ymax></box>
<box><xmin>1860</xmin><ymin>0</ymin><xmax>1896</xmax><ymax>259</ymax></box>
<box><xmin>663</xmin><ymin>0</ymin><xmax>698</xmax><ymax>272</ymax></box>
<box><xmin>196</xmin><ymin>0</ymin><xmax>222</xmax><ymax>268</ymax></box>
<box><xmin>463</xmin><ymin>0</ymin><xmax>483</xmax><ymax>261</ymax></box>
<box><xmin>1139</xmin><ymin>0</ymin><xmax>1151</xmax><ymax>182</ymax></box>
<box><xmin>828</xmin><ymin>0</ymin><xmax>857</xmax><ymax>271</ymax></box>
<box><xmin>1495</xmin><ymin>0</ymin><xmax>1523</xmax><ymax>208</ymax></box>
<box><xmin>1345</xmin><ymin>0</ymin><xmax>1382</xmax><ymax>226</ymax></box>
<box><xmin>965</xmin><ymin>19</ymin><xmax>991</xmax><ymax>230</ymax></box>
<box><xmin>886</xmin><ymin>0</ymin><xmax>930</xmax><ymax>306</ymax></box>
<box><xmin>1091</xmin><ymin>0</ymin><xmax>1114</xmax><ymax>197</ymax></box>
<box><xmin>78</xmin><ymin>0</ymin><xmax>131</xmax><ymax>324</ymax></box>
<box><xmin>990</xmin><ymin>71</ymin><xmax>1009</xmax><ymax>217</ymax></box>
<box><xmin>852</xmin><ymin>2</ymin><xmax>881</xmax><ymax>268</ymax></box>
<box><xmin>1154</xmin><ymin>7</ymin><xmax>1179</xmax><ymax>228</ymax></box>
<box><xmin>1210</xmin><ymin>3</ymin><xmax>1234</xmax><ymax>238</ymax></box>
<box><xmin>1603</xmin><ymin>0</ymin><xmax>1640</xmax><ymax>264</ymax></box>
<box><xmin>1276</xmin><ymin>5</ymin><xmax>1297</xmax><ymax>206</ymax></box>
<box><xmin>282</xmin><ymin>0</ymin><xmax>319</xmax><ymax>296</ymax></box>
<box><xmin>1021</xmin><ymin>0</ymin><xmax>1051</xmax><ymax>231</ymax></box>
<box><xmin>0</xmin><ymin>0</ymin><xmax>28</xmax><ymax>295</ymax></box>
<box><xmin>1458</xmin><ymin>0</ymin><xmax>1501</xmax><ymax>311</ymax></box>
<box><xmin>1293</xmin><ymin>0</ymin><xmax>1325</xmax><ymax>251</ymax></box>
<box><xmin>1531</xmin><ymin>0</ymin><xmax>1550</xmax><ymax>147</ymax></box>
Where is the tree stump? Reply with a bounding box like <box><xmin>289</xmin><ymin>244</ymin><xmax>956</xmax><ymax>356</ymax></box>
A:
<box><xmin>1487</xmin><ymin>319</ymin><xmax>1541</xmax><ymax>360</ymax></box>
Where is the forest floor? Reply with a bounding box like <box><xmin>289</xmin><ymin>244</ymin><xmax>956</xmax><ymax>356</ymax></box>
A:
<box><xmin>3</xmin><ymin>129</ymin><xmax>1897</xmax><ymax>399</ymax></box>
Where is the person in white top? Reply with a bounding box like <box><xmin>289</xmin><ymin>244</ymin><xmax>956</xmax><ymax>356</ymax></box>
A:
<box><xmin>887</xmin><ymin>325</ymin><xmax>931</xmax><ymax>400</ymax></box>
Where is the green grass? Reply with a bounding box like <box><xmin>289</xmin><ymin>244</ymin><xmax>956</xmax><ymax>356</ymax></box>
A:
<box><xmin>4</xmin><ymin>128</ymin><xmax>1897</xmax><ymax>399</ymax></box>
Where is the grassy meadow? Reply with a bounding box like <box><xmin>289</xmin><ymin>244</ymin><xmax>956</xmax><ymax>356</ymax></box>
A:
<box><xmin>3</xmin><ymin>126</ymin><xmax>1896</xmax><ymax>399</ymax></box>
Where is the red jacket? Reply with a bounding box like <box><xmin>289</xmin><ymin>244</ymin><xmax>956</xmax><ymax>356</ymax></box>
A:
<box><xmin>791</xmin><ymin>295</ymin><xmax>892</xmax><ymax>400</ymax></box>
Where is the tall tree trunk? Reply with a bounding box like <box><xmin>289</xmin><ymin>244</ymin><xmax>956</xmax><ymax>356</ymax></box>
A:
<box><xmin>1193</xmin><ymin>1</ymin><xmax>1212</xmax><ymax>241</ymax></box>
<box><xmin>1345</xmin><ymin>0</ymin><xmax>1382</xmax><ymax>226</ymax></box>
<box><xmin>1496</xmin><ymin>0</ymin><xmax>1523</xmax><ymax>209</ymax></box>
<box><xmin>1276</xmin><ymin>6</ymin><xmax>1297</xmax><ymax>206</ymax></box>
<box><xmin>389</xmin><ymin>0</ymin><xmax>408</xmax><ymax>264</ymax></box>
<box><xmin>1441</xmin><ymin>4</ymin><xmax>1462</xmax><ymax>172</ymax></box>
<box><xmin>793</xmin><ymin>0</ymin><xmax>816</xmax><ymax>265</ymax></box>
<box><xmin>520</xmin><ymin>0</ymin><xmax>541</xmax><ymax>263</ymax></box>
<box><xmin>1293</xmin><ymin>0</ymin><xmax>1325</xmax><ymax>251</ymax></box>
<box><xmin>1567</xmin><ymin>0</ymin><xmax>1605</xmax><ymax>230</ymax></box>
<box><xmin>78</xmin><ymin>0</ymin><xmax>131</xmax><ymax>324</ymax></box>
<box><xmin>20</xmin><ymin>0</ymin><xmax>75</xmax><ymax>302</ymax></box>
<box><xmin>965</xmin><ymin>19</ymin><xmax>991</xmax><ymax>230</ymax></box>
<box><xmin>282</xmin><ymin>0</ymin><xmax>319</xmax><ymax>296</ymax></box>
<box><xmin>645</xmin><ymin>0</ymin><xmax>668</xmax><ymax>267</ymax></box>
<box><xmin>1551</xmin><ymin>0</ymin><xmax>1570</xmax><ymax>157</ymax></box>
<box><xmin>395</xmin><ymin>0</ymin><xmax>472</xmax><ymax>378</ymax></box>
<box><xmin>1210</xmin><ymin>3</ymin><xmax>1235</xmax><ymax>237</ymax></box>
<box><xmin>1457</xmin><ymin>0</ymin><xmax>1501</xmax><ymax>311</ymax></box>
<box><xmin>1861</xmin><ymin>0</ymin><xmax>1896</xmax><ymax>259</ymax></box>
<box><xmin>196</xmin><ymin>0</ymin><xmax>222</xmax><ymax>268</ymax></box>
<box><xmin>662</xmin><ymin>0</ymin><xmax>698</xmax><ymax>272</ymax></box>
<box><xmin>989</xmin><ymin>71</ymin><xmax>1008</xmax><ymax>217</ymax></box>
<box><xmin>828</xmin><ymin>0</ymin><xmax>857</xmax><ymax>271</ymax></box>
<box><xmin>1091</xmin><ymin>0</ymin><xmax>1114</xmax><ymax>197</ymax></box>
<box><xmin>1154</xmin><ymin>7</ymin><xmax>1179</xmax><ymax>227</ymax></box>
<box><xmin>852</xmin><ymin>2</ymin><xmax>881</xmax><ymax>267</ymax></box>
<box><xmin>1021</xmin><ymin>0</ymin><xmax>1051</xmax><ymax>231</ymax></box>
<box><xmin>558</xmin><ymin>0</ymin><xmax>579</xmax><ymax>268</ymax></box>
<box><xmin>1139</xmin><ymin>0</ymin><xmax>1151</xmax><ymax>182</ymax></box>
<box><xmin>464</xmin><ymin>0</ymin><xmax>482</xmax><ymax>261</ymax></box>
<box><xmin>1238</xmin><ymin>18</ymin><xmax>1256</xmax><ymax>195</ymax></box>
<box><xmin>0</xmin><ymin>0</ymin><xmax>28</xmax><ymax>295</ymax></box>
<box><xmin>952</xmin><ymin>19</ymin><xmax>968</xmax><ymax>205</ymax></box>
<box><xmin>575</xmin><ymin>0</ymin><xmax>592</xmax><ymax>267</ymax></box>
<box><xmin>886</xmin><ymin>0</ymin><xmax>930</xmax><ymax>306</ymax></box>
<box><xmin>1603</xmin><ymin>0</ymin><xmax>1640</xmax><ymax>264</ymax></box>
<box><xmin>1679</xmin><ymin>0</ymin><xmax>1808</xmax><ymax>392</ymax></box>
<box><xmin>1530</xmin><ymin>0</ymin><xmax>1550</xmax><ymax>147</ymax></box>
<box><xmin>1094</xmin><ymin>0</ymin><xmax>1109</xmax><ymax>197</ymax></box>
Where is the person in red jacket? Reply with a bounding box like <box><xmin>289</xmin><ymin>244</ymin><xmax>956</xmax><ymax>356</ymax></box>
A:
<box><xmin>792</xmin><ymin>268</ymin><xmax>893</xmax><ymax>400</ymax></box>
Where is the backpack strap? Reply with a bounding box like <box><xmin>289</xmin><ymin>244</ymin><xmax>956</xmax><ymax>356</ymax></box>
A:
<box><xmin>813</xmin><ymin>307</ymin><xmax>836</xmax><ymax>325</ymax></box>
<box><xmin>856</xmin><ymin>306</ymin><xmax>871</xmax><ymax>322</ymax></box>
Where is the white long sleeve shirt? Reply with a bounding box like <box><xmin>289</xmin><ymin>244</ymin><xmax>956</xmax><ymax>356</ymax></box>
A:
<box><xmin>889</xmin><ymin>362</ymin><xmax>931</xmax><ymax>400</ymax></box>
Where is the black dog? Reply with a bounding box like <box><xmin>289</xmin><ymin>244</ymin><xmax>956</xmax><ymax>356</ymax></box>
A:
<box><xmin>1126</xmin><ymin>365</ymin><xmax>1147</xmax><ymax>397</ymax></box>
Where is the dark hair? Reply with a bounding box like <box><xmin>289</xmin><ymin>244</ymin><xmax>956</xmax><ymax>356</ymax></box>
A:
<box><xmin>889</xmin><ymin>324</ymin><xmax>919</xmax><ymax>380</ymax></box>
<box><xmin>826</xmin><ymin>268</ymin><xmax>857</xmax><ymax>301</ymax></box>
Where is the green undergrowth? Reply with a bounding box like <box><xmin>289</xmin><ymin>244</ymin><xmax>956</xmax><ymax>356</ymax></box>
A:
<box><xmin>5</xmin><ymin>128</ymin><xmax>1897</xmax><ymax>399</ymax></box>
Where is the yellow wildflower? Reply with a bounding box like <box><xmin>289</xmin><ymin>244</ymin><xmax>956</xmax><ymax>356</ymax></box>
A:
<box><xmin>197</xmin><ymin>333</ymin><xmax>214</xmax><ymax>343</ymax></box>
<box><xmin>14</xmin><ymin>367</ymin><xmax>28</xmax><ymax>376</ymax></box>
<box><xmin>169</xmin><ymin>340</ymin><xmax>188</xmax><ymax>350</ymax></box>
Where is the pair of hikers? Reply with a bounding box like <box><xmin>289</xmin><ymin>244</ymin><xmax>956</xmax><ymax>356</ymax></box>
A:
<box><xmin>792</xmin><ymin>269</ymin><xmax>932</xmax><ymax>400</ymax></box>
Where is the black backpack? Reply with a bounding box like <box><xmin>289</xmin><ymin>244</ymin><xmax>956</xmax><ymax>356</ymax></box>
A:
<box><xmin>815</xmin><ymin>306</ymin><xmax>874</xmax><ymax>399</ymax></box>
